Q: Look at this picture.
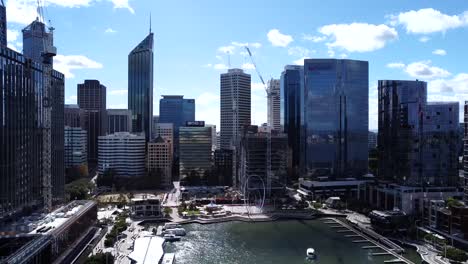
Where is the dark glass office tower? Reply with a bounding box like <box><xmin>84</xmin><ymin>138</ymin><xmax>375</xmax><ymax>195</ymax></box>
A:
<box><xmin>77</xmin><ymin>80</ymin><xmax>107</xmax><ymax>162</ymax></box>
<box><xmin>464</xmin><ymin>101</ymin><xmax>468</xmax><ymax>203</ymax></box>
<box><xmin>0</xmin><ymin>1</ymin><xmax>6</xmax><ymax>47</ymax></box>
<box><xmin>65</xmin><ymin>104</ymin><xmax>85</xmax><ymax>127</ymax></box>
<box><xmin>159</xmin><ymin>95</ymin><xmax>195</xmax><ymax>129</ymax></box>
<box><xmin>22</xmin><ymin>18</ymin><xmax>53</xmax><ymax>64</ymax></box>
<box><xmin>128</xmin><ymin>32</ymin><xmax>154</xmax><ymax>142</ymax></box>
<box><xmin>280</xmin><ymin>65</ymin><xmax>304</xmax><ymax>181</ymax></box>
<box><xmin>379</xmin><ymin>80</ymin><xmax>459</xmax><ymax>187</ymax></box>
<box><xmin>107</xmin><ymin>109</ymin><xmax>132</xmax><ymax>134</ymax></box>
<box><xmin>1</xmin><ymin>47</ymin><xmax>44</xmax><ymax>221</ymax></box>
<box><xmin>303</xmin><ymin>59</ymin><xmax>368</xmax><ymax>179</ymax></box>
<box><xmin>23</xmin><ymin>18</ymin><xmax>65</xmax><ymax>202</ymax></box>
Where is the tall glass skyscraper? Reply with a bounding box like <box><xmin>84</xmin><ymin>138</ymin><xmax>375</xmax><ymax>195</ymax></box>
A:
<box><xmin>0</xmin><ymin>1</ymin><xmax>6</xmax><ymax>47</ymax></box>
<box><xmin>280</xmin><ymin>65</ymin><xmax>304</xmax><ymax>181</ymax></box>
<box><xmin>379</xmin><ymin>80</ymin><xmax>459</xmax><ymax>187</ymax></box>
<box><xmin>22</xmin><ymin>18</ymin><xmax>53</xmax><ymax>64</ymax></box>
<box><xmin>128</xmin><ymin>32</ymin><xmax>154</xmax><ymax>142</ymax></box>
<box><xmin>303</xmin><ymin>59</ymin><xmax>368</xmax><ymax>179</ymax></box>
<box><xmin>159</xmin><ymin>95</ymin><xmax>195</xmax><ymax>129</ymax></box>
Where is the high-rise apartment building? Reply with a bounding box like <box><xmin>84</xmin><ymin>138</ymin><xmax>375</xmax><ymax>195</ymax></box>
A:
<box><xmin>179</xmin><ymin>123</ymin><xmax>213</xmax><ymax>184</ymax></box>
<box><xmin>0</xmin><ymin>1</ymin><xmax>6</xmax><ymax>47</ymax></box>
<box><xmin>378</xmin><ymin>80</ymin><xmax>459</xmax><ymax>187</ymax></box>
<box><xmin>128</xmin><ymin>32</ymin><xmax>153</xmax><ymax>142</ymax></box>
<box><xmin>280</xmin><ymin>65</ymin><xmax>304</xmax><ymax>181</ymax></box>
<box><xmin>22</xmin><ymin>18</ymin><xmax>53</xmax><ymax>64</ymax></box>
<box><xmin>239</xmin><ymin>126</ymin><xmax>289</xmax><ymax>196</ymax></box>
<box><xmin>64</xmin><ymin>126</ymin><xmax>87</xmax><ymax>168</ymax></box>
<box><xmin>98</xmin><ymin>132</ymin><xmax>146</xmax><ymax>177</ymax></box>
<box><xmin>1</xmin><ymin>47</ymin><xmax>45</xmax><ymax>221</ymax></box>
<box><xmin>147</xmin><ymin>137</ymin><xmax>173</xmax><ymax>188</ymax></box>
<box><xmin>267</xmin><ymin>79</ymin><xmax>281</xmax><ymax>131</ymax></box>
<box><xmin>77</xmin><ymin>80</ymin><xmax>107</xmax><ymax>162</ymax></box>
<box><xmin>220</xmin><ymin>68</ymin><xmax>251</xmax><ymax>149</ymax></box>
<box><xmin>303</xmin><ymin>59</ymin><xmax>368</xmax><ymax>179</ymax></box>
<box><xmin>107</xmin><ymin>109</ymin><xmax>132</xmax><ymax>134</ymax></box>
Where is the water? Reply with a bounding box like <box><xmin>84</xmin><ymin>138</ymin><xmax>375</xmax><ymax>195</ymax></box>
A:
<box><xmin>156</xmin><ymin>220</ymin><xmax>422</xmax><ymax>264</ymax></box>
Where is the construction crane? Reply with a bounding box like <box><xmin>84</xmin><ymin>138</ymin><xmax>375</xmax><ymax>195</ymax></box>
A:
<box><xmin>244</xmin><ymin>46</ymin><xmax>272</xmax><ymax>197</ymax></box>
<box><xmin>37</xmin><ymin>0</ymin><xmax>57</xmax><ymax>212</ymax></box>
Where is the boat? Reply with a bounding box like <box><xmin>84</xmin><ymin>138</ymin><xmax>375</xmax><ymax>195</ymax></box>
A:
<box><xmin>164</xmin><ymin>227</ymin><xmax>186</xmax><ymax>236</ymax></box>
<box><xmin>163</xmin><ymin>223</ymin><xmax>182</xmax><ymax>230</ymax></box>
<box><xmin>163</xmin><ymin>233</ymin><xmax>181</xmax><ymax>242</ymax></box>
<box><xmin>306</xmin><ymin>248</ymin><xmax>316</xmax><ymax>259</ymax></box>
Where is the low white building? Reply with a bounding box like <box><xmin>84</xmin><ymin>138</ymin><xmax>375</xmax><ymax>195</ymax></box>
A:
<box><xmin>130</xmin><ymin>194</ymin><xmax>162</xmax><ymax>218</ymax></box>
<box><xmin>98</xmin><ymin>132</ymin><xmax>145</xmax><ymax>177</ymax></box>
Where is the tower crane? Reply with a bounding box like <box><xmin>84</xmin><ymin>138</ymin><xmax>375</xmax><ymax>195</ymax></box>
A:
<box><xmin>37</xmin><ymin>0</ymin><xmax>57</xmax><ymax>212</ymax></box>
<box><xmin>244</xmin><ymin>46</ymin><xmax>272</xmax><ymax>197</ymax></box>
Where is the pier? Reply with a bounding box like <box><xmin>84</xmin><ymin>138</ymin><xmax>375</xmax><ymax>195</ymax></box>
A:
<box><xmin>323</xmin><ymin>218</ymin><xmax>414</xmax><ymax>264</ymax></box>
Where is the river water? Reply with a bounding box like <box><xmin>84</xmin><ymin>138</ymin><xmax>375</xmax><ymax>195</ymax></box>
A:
<box><xmin>158</xmin><ymin>220</ymin><xmax>422</xmax><ymax>264</ymax></box>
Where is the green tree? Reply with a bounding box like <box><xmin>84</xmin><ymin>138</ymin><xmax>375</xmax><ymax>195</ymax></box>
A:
<box><xmin>85</xmin><ymin>252</ymin><xmax>114</xmax><ymax>264</ymax></box>
<box><xmin>445</xmin><ymin>246</ymin><xmax>468</xmax><ymax>262</ymax></box>
<box><xmin>163</xmin><ymin>207</ymin><xmax>173</xmax><ymax>217</ymax></box>
<box><xmin>65</xmin><ymin>178</ymin><xmax>93</xmax><ymax>201</ymax></box>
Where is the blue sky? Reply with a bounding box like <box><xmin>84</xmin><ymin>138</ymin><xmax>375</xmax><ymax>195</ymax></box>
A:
<box><xmin>5</xmin><ymin>0</ymin><xmax>468</xmax><ymax>130</ymax></box>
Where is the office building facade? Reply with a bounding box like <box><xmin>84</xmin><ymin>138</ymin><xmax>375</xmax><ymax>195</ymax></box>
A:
<box><xmin>64</xmin><ymin>126</ymin><xmax>87</xmax><ymax>168</ymax></box>
<box><xmin>464</xmin><ymin>101</ymin><xmax>468</xmax><ymax>203</ymax></box>
<box><xmin>214</xmin><ymin>149</ymin><xmax>234</xmax><ymax>186</ymax></box>
<box><xmin>107</xmin><ymin>109</ymin><xmax>132</xmax><ymax>134</ymax></box>
<box><xmin>280</xmin><ymin>65</ymin><xmax>304</xmax><ymax>181</ymax></box>
<box><xmin>98</xmin><ymin>132</ymin><xmax>146</xmax><ymax>177</ymax></box>
<box><xmin>220</xmin><ymin>68</ymin><xmax>251</xmax><ymax>149</ymax></box>
<box><xmin>22</xmin><ymin>18</ymin><xmax>53</xmax><ymax>64</ymax></box>
<box><xmin>64</xmin><ymin>104</ymin><xmax>84</xmax><ymax>128</ymax></box>
<box><xmin>1</xmin><ymin>47</ymin><xmax>45</xmax><ymax>221</ymax></box>
<box><xmin>147</xmin><ymin>137</ymin><xmax>173</xmax><ymax>188</ymax></box>
<box><xmin>368</xmin><ymin>131</ymin><xmax>377</xmax><ymax>150</ymax></box>
<box><xmin>77</xmin><ymin>80</ymin><xmax>107</xmax><ymax>162</ymax></box>
<box><xmin>378</xmin><ymin>80</ymin><xmax>459</xmax><ymax>187</ymax></box>
<box><xmin>0</xmin><ymin>1</ymin><xmax>6</xmax><ymax>47</ymax></box>
<box><xmin>128</xmin><ymin>32</ymin><xmax>153</xmax><ymax>142</ymax></box>
<box><xmin>267</xmin><ymin>79</ymin><xmax>281</xmax><ymax>131</ymax></box>
<box><xmin>159</xmin><ymin>95</ymin><xmax>195</xmax><ymax>129</ymax></box>
<box><xmin>179</xmin><ymin>124</ymin><xmax>213</xmax><ymax>184</ymax></box>
<box><xmin>303</xmin><ymin>59</ymin><xmax>368</xmax><ymax>179</ymax></box>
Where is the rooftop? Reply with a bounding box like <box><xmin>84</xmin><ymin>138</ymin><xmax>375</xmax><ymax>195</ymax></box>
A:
<box><xmin>127</xmin><ymin>235</ymin><xmax>165</xmax><ymax>264</ymax></box>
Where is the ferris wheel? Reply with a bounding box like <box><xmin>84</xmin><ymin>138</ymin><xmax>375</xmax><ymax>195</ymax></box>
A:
<box><xmin>242</xmin><ymin>175</ymin><xmax>266</xmax><ymax>215</ymax></box>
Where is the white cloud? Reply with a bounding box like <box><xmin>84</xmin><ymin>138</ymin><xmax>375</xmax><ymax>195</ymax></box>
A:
<box><xmin>105</xmin><ymin>28</ymin><xmax>117</xmax><ymax>34</ymax></box>
<box><xmin>419</xmin><ymin>36</ymin><xmax>430</xmax><ymax>42</ymax></box>
<box><xmin>386</xmin><ymin>62</ymin><xmax>406</xmax><ymax>69</ymax></box>
<box><xmin>432</xmin><ymin>49</ymin><xmax>447</xmax><ymax>56</ymax></box>
<box><xmin>7</xmin><ymin>43</ymin><xmax>19</xmax><ymax>52</ymax></box>
<box><xmin>217</xmin><ymin>45</ymin><xmax>235</xmax><ymax>54</ymax></box>
<box><xmin>319</xmin><ymin>23</ymin><xmax>398</xmax><ymax>52</ymax></box>
<box><xmin>267</xmin><ymin>29</ymin><xmax>293</xmax><ymax>47</ymax></box>
<box><xmin>7</xmin><ymin>29</ymin><xmax>19</xmax><ymax>42</ymax></box>
<box><xmin>109</xmin><ymin>0</ymin><xmax>135</xmax><ymax>14</ymax></box>
<box><xmin>65</xmin><ymin>95</ymin><xmax>77</xmax><ymax>104</ymax></box>
<box><xmin>287</xmin><ymin>46</ymin><xmax>312</xmax><ymax>57</ymax></box>
<box><xmin>231</xmin><ymin>42</ymin><xmax>262</xmax><ymax>48</ymax></box>
<box><xmin>389</xmin><ymin>8</ymin><xmax>468</xmax><ymax>34</ymax></box>
<box><xmin>302</xmin><ymin>34</ymin><xmax>326</xmax><ymax>42</ymax></box>
<box><xmin>429</xmin><ymin>73</ymin><xmax>468</xmax><ymax>94</ymax></box>
<box><xmin>241</xmin><ymin>63</ymin><xmax>255</xmax><ymax>70</ymax></box>
<box><xmin>213</xmin><ymin>63</ymin><xmax>229</xmax><ymax>70</ymax></box>
<box><xmin>404</xmin><ymin>60</ymin><xmax>451</xmax><ymax>79</ymax></box>
<box><xmin>53</xmin><ymin>55</ymin><xmax>103</xmax><ymax>78</ymax></box>
<box><xmin>293</xmin><ymin>57</ymin><xmax>309</xmax><ymax>66</ymax></box>
<box><xmin>327</xmin><ymin>48</ymin><xmax>335</xmax><ymax>57</ymax></box>
<box><xmin>340</xmin><ymin>53</ymin><xmax>348</xmax><ymax>59</ymax></box>
<box><xmin>109</xmin><ymin>89</ymin><xmax>127</xmax><ymax>95</ymax></box>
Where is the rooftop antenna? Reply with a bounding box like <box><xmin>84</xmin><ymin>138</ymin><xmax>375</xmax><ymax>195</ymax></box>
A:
<box><xmin>149</xmin><ymin>13</ymin><xmax>152</xmax><ymax>34</ymax></box>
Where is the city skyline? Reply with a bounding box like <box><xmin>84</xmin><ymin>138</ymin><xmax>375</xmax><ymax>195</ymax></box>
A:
<box><xmin>4</xmin><ymin>0</ymin><xmax>468</xmax><ymax>130</ymax></box>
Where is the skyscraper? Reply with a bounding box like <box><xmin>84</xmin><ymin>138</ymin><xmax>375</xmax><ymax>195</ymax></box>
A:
<box><xmin>280</xmin><ymin>65</ymin><xmax>304</xmax><ymax>181</ymax></box>
<box><xmin>464</xmin><ymin>101</ymin><xmax>468</xmax><ymax>203</ymax></box>
<box><xmin>22</xmin><ymin>18</ymin><xmax>65</xmax><ymax>202</ymax></box>
<box><xmin>267</xmin><ymin>79</ymin><xmax>281</xmax><ymax>131</ymax></box>
<box><xmin>147</xmin><ymin>137</ymin><xmax>173</xmax><ymax>188</ymax></box>
<box><xmin>159</xmin><ymin>95</ymin><xmax>195</xmax><ymax>129</ymax></box>
<box><xmin>378</xmin><ymin>80</ymin><xmax>459</xmax><ymax>187</ymax></box>
<box><xmin>65</xmin><ymin>104</ymin><xmax>85</xmax><ymax>128</ymax></box>
<box><xmin>303</xmin><ymin>59</ymin><xmax>368</xmax><ymax>179</ymax></box>
<box><xmin>1</xmin><ymin>47</ymin><xmax>45</xmax><ymax>221</ymax></box>
<box><xmin>77</xmin><ymin>80</ymin><xmax>107</xmax><ymax>162</ymax></box>
<box><xmin>0</xmin><ymin>1</ymin><xmax>6</xmax><ymax>47</ymax></box>
<box><xmin>64</xmin><ymin>126</ymin><xmax>87</xmax><ymax>169</ymax></box>
<box><xmin>107</xmin><ymin>109</ymin><xmax>132</xmax><ymax>134</ymax></box>
<box><xmin>220</xmin><ymin>68</ymin><xmax>251</xmax><ymax>149</ymax></box>
<box><xmin>22</xmin><ymin>18</ymin><xmax>53</xmax><ymax>64</ymax></box>
<box><xmin>128</xmin><ymin>32</ymin><xmax>154</xmax><ymax>142</ymax></box>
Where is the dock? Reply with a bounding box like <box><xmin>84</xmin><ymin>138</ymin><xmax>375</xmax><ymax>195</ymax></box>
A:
<box><xmin>370</xmin><ymin>252</ymin><xmax>393</xmax><ymax>256</ymax></box>
<box><xmin>352</xmin><ymin>240</ymin><xmax>369</xmax><ymax>243</ymax></box>
<box><xmin>362</xmin><ymin>245</ymin><xmax>380</xmax><ymax>249</ymax></box>
<box><xmin>384</xmin><ymin>259</ymin><xmax>407</xmax><ymax>263</ymax></box>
